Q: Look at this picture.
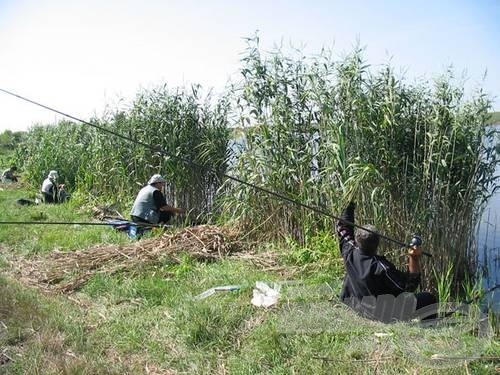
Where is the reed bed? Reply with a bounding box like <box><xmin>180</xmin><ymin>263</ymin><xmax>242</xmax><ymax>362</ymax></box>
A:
<box><xmin>17</xmin><ymin>85</ymin><xmax>230</xmax><ymax>220</ymax></box>
<box><xmin>218</xmin><ymin>39</ymin><xmax>498</xmax><ymax>288</ymax></box>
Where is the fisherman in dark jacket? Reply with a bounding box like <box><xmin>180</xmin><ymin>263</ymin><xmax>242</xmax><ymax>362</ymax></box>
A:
<box><xmin>336</xmin><ymin>202</ymin><xmax>437</xmax><ymax>322</ymax></box>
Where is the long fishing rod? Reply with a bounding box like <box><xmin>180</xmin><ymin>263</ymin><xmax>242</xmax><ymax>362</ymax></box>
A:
<box><xmin>441</xmin><ymin>283</ymin><xmax>500</xmax><ymax>318</ymax></box>
<box><xmin>0</xmin><ymin>221</ymin><xmax>161</xmax><ymax>228</ymax></box>
<box><xmin>0</xmin><ymin>87</ymin><xmax>430</xmax><ymax>256</ymax></box>
<box><xmin>464</xmin><ymin>283</ymin><xmax>500</xmax><ymax>305</ymax></box>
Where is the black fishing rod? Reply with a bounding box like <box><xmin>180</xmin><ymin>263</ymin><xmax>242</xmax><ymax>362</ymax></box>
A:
<box><xmin>0</xmin><ymin>221</ymin><xmax>161</xmax><ymax>228</ymax></box>
<box><xmin>439</xmin><ymin>283</ymin><xmax>500</xmax><ymax>319</ymax></box>
<box><xmin>465</xmin><ymin>283</ymin><xmax>500</xmax><ymax>305</ymax></box>
<box><xmin>0</xmin><ymin>87</ymin><xmax>431</xmax><ymax>256</ymax></box>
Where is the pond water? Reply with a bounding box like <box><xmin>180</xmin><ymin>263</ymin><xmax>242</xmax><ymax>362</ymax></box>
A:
<box><xmin>476</xmin><ymin>124</ymin><xmax>500</xmax><ymax>311</ymax></box>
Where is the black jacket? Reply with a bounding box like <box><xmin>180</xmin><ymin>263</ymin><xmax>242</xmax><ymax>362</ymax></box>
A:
<box><xmin>336</xmin><ymin>203</ymin><xmax>420</xmax><ymax>319</ymax></box>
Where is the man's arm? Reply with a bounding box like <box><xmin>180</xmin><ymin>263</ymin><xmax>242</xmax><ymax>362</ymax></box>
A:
<box><xmin>376</xmin><ymin>257</ymin><xmax>421</xmax><ymax>294</ymax></box>
<box><xmin>376</xmin><ymin>243</ymin><xmax>424</xmax><ymax>293</ymax></box>
<box><xmin>336</xmin><ymin>202</ymin><xmax>356</xmax><ymax>256</ymax></box>
<box><xmin>160</xmin><ymin>205</ymin><xmax>184</xmax><ymax>214</ymax></box>
<box><xmin>153</xmin><ymin>190</ymin><xmax>184</xmax><ymax>214</ymax></box>
<box><xmin>336</xmin><ymin>202</ymin><xmax>355</xmax><ymax>238</ymax></box>
<box><xmin>408</xmin><ymin>245</ymin><xmax>422</xmax><ymax>274</ymax></box>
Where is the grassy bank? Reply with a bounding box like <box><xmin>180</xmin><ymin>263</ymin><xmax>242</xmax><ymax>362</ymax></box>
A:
<box><xmin>0</xmin><ymin>184</ymin><xmax>498</xmax><ymax>374</ymax></box>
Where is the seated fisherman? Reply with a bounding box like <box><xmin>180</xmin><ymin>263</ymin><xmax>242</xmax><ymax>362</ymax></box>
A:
<box><xmin>130</xmin><ymin>174</ymin><xmax>184</xmax><ymax>225</ymax></box>
<box><xmin>1</xmin><ymin>165</ymin><xmax>18</xmax><ymax>183</ymax></box>
<box><xmin>336</xmin><ymin>201</ymin><xmax>437</xmax><ymax>322</ymax></box>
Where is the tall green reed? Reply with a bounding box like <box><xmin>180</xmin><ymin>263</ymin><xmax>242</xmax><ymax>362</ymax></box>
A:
<box><xmin>218</xmin><ymin>38</ymin><xmax>498</xmax><ymax>289</ymax></box>
<box><xmin>16</xmin><ymin>85</ymin><xmax>231</xmax><ymax>221</ymax></box>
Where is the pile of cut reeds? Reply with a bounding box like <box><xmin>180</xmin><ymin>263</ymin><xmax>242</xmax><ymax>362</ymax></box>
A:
<box><xmin>16</xmin><ymin>225</ymin><xmax>281</xmax><ymax>293</ymax></box>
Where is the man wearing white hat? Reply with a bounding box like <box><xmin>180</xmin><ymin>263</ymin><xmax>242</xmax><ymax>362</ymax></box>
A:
<box><xmin>130</xmin><ymin>174</ymin><xmax>184</xmax><ymax>225</ymax></box>
<box><xmin>41</xmin><ymin>170</ymin><xmax>62</xmax><ymax>203</ymax></box>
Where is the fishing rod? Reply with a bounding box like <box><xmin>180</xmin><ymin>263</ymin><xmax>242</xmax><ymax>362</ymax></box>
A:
<box><xmin>0</xmin><ymin>221</ymin><xmax>162</xmax><ymax>228</ymax></box>
<box><xmin>466</xmin><ymin>283</ymin><xmax>500</xmax><ymax>305</ymax></box>
<box><xmin>0</xmin><ymin>87</ymin><xmax>431</xmax><ymax>256</ymax></box>
<box><xmin>437</xmin><ymin>283</ymin><xmax>500</xmax><ymax>319</ymax></box>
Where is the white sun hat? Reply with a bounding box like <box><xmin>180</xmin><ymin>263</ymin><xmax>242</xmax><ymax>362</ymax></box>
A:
<box><xmin>148</xmin><ymin>174</ymin><xmax>166</xmax><ymax>185</ymax></box>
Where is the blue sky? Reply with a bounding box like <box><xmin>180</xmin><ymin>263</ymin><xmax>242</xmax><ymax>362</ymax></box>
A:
<box><xmin>1</xmin><ymin>0</ymin><xmax>499</xmax><ymax>131</ymax></box>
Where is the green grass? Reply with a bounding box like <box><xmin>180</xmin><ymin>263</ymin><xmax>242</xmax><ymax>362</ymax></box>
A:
<box><xmin>0</xmin><ymin>275</ymin><xmax>132</xmax><ymax>374</ymax></box>
<box><xmin>0</xmin><ymin>183</ymin><xmax>130</xmax><ymax>255</ymax></box>
<box><xmin>0</xmin><ymin>185</ymin><xmax>498</xmax><ymax>374</ymax></box>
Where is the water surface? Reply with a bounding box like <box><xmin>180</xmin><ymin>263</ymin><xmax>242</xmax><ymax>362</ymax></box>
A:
<box><xmin>476</xmin><ymin>124</ymin><xmax>500</xmax><ymax>311</ymax></box>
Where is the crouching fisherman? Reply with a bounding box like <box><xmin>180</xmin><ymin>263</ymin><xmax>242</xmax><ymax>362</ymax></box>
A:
<box><xmin>130</xmin><ymin>174</ymin><xmax>184</xmax><ymax>225</ymax></box>
<box><xmin>336</xmin><ymin>202</ymin><xmax>437</xmax><ymax>322</ymax></box>
<box><xmin>41</xmin><ymin>170</ymin><xmax>69</xmax><ymax>203</ymax></box>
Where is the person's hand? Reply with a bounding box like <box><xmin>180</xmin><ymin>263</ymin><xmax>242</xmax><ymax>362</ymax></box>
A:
<box><xmin>408</xmin><ymin>245</ymin><xmax>422</xmax><ymax>258</ymax></box>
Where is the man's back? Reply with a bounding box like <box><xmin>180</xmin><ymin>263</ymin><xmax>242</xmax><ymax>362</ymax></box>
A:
<box><xmin>340</xmin><ymin>239</ymin><xmax>420</xmax><ymax>300</ymax></box>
